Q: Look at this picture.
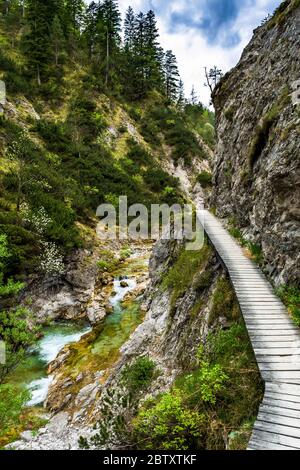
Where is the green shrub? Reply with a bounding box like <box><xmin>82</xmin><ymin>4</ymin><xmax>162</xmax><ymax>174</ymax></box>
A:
<box><xmin>196</xmin><ymin>171</ymin><xmax>212</xmax><ymax>188</ymax></box>
<box><xmin>276</xmin><ymin>285</ymin><xmax>300</xmax><ymax>326</ymax></box>
<box><xmin>3</xmin><ymin>70</ymin><xmax>31</xmax><ymax>95</ymax></box>
<box><xmin>163</xmin><ymin>244</ymin><xmax>211</xmax><ymax>295</ymax></box>
<box><xmin>132</xmin><ymin>389</ymin><xmax>206</xmax><ymax>450</ymax></box>
<box><xmin>192</xmin><ymin>270</ymin><xmax>213</xmax><ymax>291</ymax></box>
<box><xmin>208</xmin><ymin>324</ymin><xmax>252</xmax><ymax>365</ymax></box>
<box><xmin>0</xmin><ymin>307</ymin><xmax>39</xmax><ymax>383</ymax></box>
<box><xmin>97</xmin><ymin>250</ymin><xmax>118</xmax><ymax>273</ymax></box>
<box><xmin>209</xmin><ymin>277</ymin><xmax>240</xmax><ymax>325</ymax></box>
<box><xmin>143</xmin><ymin>167</ymin><xmax>179</xmax><ymax>193</ymax></box>
<box><xmin>180</xmin><ymin>347</ymin><xmax>228</xmax><ymax>406</ymax></box>
<box><xmin>0</xmin><ymin>223</ymin><xmax>40</xmax><ymax>275</ymax></box>
<box><xmin>0</xmin><ymin>385</ymin><xmax>30</xmax><ymax>438</ymax></box>
<box><xmin>35</xmin><ymin>119</ymin><xmax>69</xmax><ymax>153</ymax></box>
<box><xmin>248</xmin><ymin>88</ymin><xmax>291</xmax><ymax>169</ymax></box>
<box><xmin>126</xmin><ymin>140</ymin><xmax>153</xmax><ymax>166</ymax></box>
<box><xmin>248</xmin><ymin>109</ymin><xmax>278</xmax><ymax>169</ymax></box>
<box><xmin>140</xmin><ymin>118</ymin><xmax>161</xmax><ymax>146</ymax></box>
<box><xmin>224</xmin><ymin>106</ymin><xmax>235</xmax><ymax>122</ymax></box>
<box><xmin>122</xmin><ymin>356</ymin><xmax>156</xmax><ymax>394</ymax></box>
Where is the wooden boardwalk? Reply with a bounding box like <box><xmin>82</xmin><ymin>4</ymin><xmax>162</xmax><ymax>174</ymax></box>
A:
<box><xmin>198</xmin><ymin>210</ymin><xmax>300</xmax><ymax>450</ymax></box>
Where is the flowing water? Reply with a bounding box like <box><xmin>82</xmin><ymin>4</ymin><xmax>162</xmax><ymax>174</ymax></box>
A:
<box><xmin>7</xmin><ymin>256</ymin><xmax>147</xmax><ymax>407</ymax></box>
<box><xmin>7</xmin><ymin>322</ymin><xmax>91</xmax><ymax>406</ymax></box>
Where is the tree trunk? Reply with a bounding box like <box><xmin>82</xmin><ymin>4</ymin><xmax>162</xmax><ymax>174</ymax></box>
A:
<box><xmin>204</xmin><ymin>67</ymin><xmax>213</xmax><ymax>95</ymax></box>
<box><xmin>55</xmin><ymin>45</ymin><xmax>59</xmax><ymax>67</ymax></box>
<box><xmin>17</xmin><ymin>176</ymin><xmax>22</xmax><ymax>212</ymax></box>
<box><xmin>105</xmin><ymin>29</ymin><xmax>109</xmax><ymax>87</ymax></box>
<box><xmin>37</xmin><ymin>64</ymin><xmax>41</xmax><ymax>86</ymax></box>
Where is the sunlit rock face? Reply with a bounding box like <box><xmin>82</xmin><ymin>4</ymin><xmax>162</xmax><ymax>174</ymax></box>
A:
<box><xmin>211</xmin><ymin>2</ymin><xmax>300</xmax><ymax>286</ymax></box>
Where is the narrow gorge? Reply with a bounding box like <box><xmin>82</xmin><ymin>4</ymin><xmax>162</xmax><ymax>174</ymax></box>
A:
<box><xmin>0</xmin><ymin>0</ymin><xmax>299</xmax><ymax>454</ymax></box>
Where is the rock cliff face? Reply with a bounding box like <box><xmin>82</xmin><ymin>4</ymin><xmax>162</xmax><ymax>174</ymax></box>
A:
<box><xmin>211</xmin><ymin>0</ymin><xmax>300</xmax><ymax>286</ymax></box>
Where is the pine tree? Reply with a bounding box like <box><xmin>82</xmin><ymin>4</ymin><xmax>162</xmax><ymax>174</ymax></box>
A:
<box><xmin>177</xmin><ymin>79</ymin><xmax>185</xmax><ymax>110</ymax></box>
<box><xmin>65</xmin><ymin>0</ymin><xmax>85</xmax><ymax>34</ymax></box>
<box><xmin>164</xmin><ymin>50</ymin><xmax>180</xmax><ymax>102</ymax></box>
<box><xmin>83</xmin><ymin>1</ymin><xmax>99</xmax><ymax>59</ymax></box>
<box><xmin>124</xmin><ymin>6</ymin><xmax>135</xmax><ymax>51</ymax></box>
<box><xmin>50</xmin><ymin>15</ymin><xmax>65</xmax><ymax>67</ymax></box>
<box><xmin>144</xmin><ymin>10</ymin><xmax>163</xmax><ymax>91</ymax></box>
<box><xmin>2</xmin><ymin>1</ymin><xmax>24</xmax><ymax>47</ymax></box>
<box><xmin>132</xmin><ymin>11</ymin><xmax>147</xmax><ymax>98</ymax></box>
<box><xmin>23</xmin><ymin>0</ymin><xmax>52</xmax><ymax>85</ymax></box>
<box><xmin>190</xmin><ymin>85</ymin><xmax>198</xmax><ymax>105</ymax></box>
<box><xmin>97</xmin><ymin>0</ymin><xmax>121</xmax><ymax>86</ymax></box>
<box><xmin>23</xmin><ymin>0</ymin><xmax>66</xmax><ymax>84</ymax></box>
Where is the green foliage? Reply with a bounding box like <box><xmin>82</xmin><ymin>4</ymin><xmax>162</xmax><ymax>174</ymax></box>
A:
<box><xmin>248</xmin><ymin>107</ymin><xmax>279</xmax><ymax>169</ymax></box>
<box><xmin>121</xmin><ymin>356</ymin><xmax>156</xmax><ymax>394</ymax></box>
<box><xmin>184</xmin><ymin>104</ymin><xmax>215</xmax><ymax>150</ymax></box>
<box><xmin>209</xmin><ymin>277</ymin><xmax>240</xmax><ymax>325</ymax></box>
<box><xmin>248</xmin><ymin>87</ymin><xmax>291</xmax><ymax>169</ymax></box>
<box><xmin>276</xmin><ymin>285</ymin><xmax>300</xmax><ymax>326</ymax></box>
<box><xmin>228</xmin><ymin>219</ymin><xmax>263</xmax><ymax>264</ymax></box>
<box><xmin>140</xmin><ymin>105</ymin><xmax>209</xmax><ymax>166</ymax></box>
<box><xmin>205</xmin><ymin>324</ymin><xmax>264</xmax><ymax>448</ymax></box>
<box><xmin>0</xmin><ymin>384</ymin><xmax>30</xmax><ymax>438</ymax></box>
<box><xmin>181</xmin><ymin>347</ymin><xmax>228</xmax><ymax>406</ymax></box>
<box><xmin>81</xmin><ymin>388</ymin><xmax>134</xmax><ymax>449</ymax></box>
<box><xmin>192</xmin><ymin>270</ymin><xmax>213</xmax><ymax>292</ymax></box>
<box><xmin>0</xmin><ymin>234</ymin><xmax>25</xmax><ymax>296</ymax></box>
<box><xmin>97</xmin><ymin>250</ymin><xmax>118</xmax><ymax>273</ymax></box>
<box><xmin>266</xmin><ymin>0</ymin><xmax>299</xmax><ymax>30</ymax></box>
<box><xmin>132</xmin><ymin>389</ymin><xmax>206</xmax><ymax>450</ymax></box>
<box><xmin>0</xmin><ymin>307</ymin><xmax>39</xmax><ymax>383</ymax></box>
<box><xmin>208</xmin><ymin>324</ymin><xmax>253</xmax><ymax>365</ymax></box>
<box><xmin>133</xmin><ymin>320</ymin><xmax>262</xmax><ymax>451</ymax></box>
<box><xmin>162</xmin><ymin>244</ymin><xmax>212</xmax><ymax>306</ymax></box>
<box><xmin>120</xmin><ymin>247</ymin><xmax>132</xmax><ymax>260</ymax></box>
<box><xmin>196</xmin><ymin>171</ymin><xmax>212</xmax><ymax>188</ymax></box>
<box><xmin>224</xmin><ymin>106</ymin><xmax>235</xmax><ymax>122</ymax></box>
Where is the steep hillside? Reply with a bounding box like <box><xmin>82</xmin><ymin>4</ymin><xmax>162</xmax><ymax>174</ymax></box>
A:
<box><xmin>0</xmin><ymin>3</ymin><xmax>218</xmax><ymax>449</ymax></box>
<box><xmin>211</xmin><ymin>0</ymin><xmax>300</xmax><ymax>287</ymax></box>
<box><xmin>0</xmin><ymin>11</ymin><xmax>213</xmax><ymax>295</ymax></box>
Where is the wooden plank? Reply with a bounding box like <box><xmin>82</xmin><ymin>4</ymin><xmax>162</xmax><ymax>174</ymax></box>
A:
<box><xmin>262</xmin><ymin>371</ymin><xmax>300</xmax><ymax>380</ymax></box>
<box><xmin>257</xmin><ymin>411</ymin><xmax>300</xmax><ymax>428</ymax></box>
<box><xmin>258</xmin><ymin>363</ymin><xmax>300</xmax><ymax>371</ymax></box>
<box><xmin>265</xmin><ymin>383</ymin><xmax>300</xmax><ymax>396</ymax></box>
<box><xmin>255</xmin><ymin>355</ymin><xmax>300</xmax><ymax>363</ymax></box>
<box><xmin>249</xmin><ymin>335</ymin><xmax>300</xmax><ymax>341</ymax></box>
<box><xmin>251</xmin><ymin>338</ymin><xmax>300</xmax><ymax>344</ymax></box>
<box><xmin>254</xmin><ymin>420</ymin><xmax>300</xmax><ymax>438</ymax></box>
<box><xmin>248</xmin><ymin>439</ymin><xmax>296</xmax><ymax>450</ymax></box>
<box><xmin>265</xmin><ymin>392</ymin><xmax>300</xmax><ymax>403</ymax></box>
<box><xmin>246</xmin><ymin>319</ymin><xmax>291</xmax><ymax>324</ymax></box>
<box><xmin>254</xmin><ymin>348</ymin><xmax>300</xmax><ymax>355</ymax></box>
<box><xmin>247</xmin><ymin>326</ymin><xmax>299</xmax><ymax>331</ymax></box>
<box><xmin>259</xmin><ymin>404</ymin><xmax>300</xmax><ymax>419</ymax></box>
<box><xmin>249</xmin><ymin>430</ymin><xmax>300</xmax><ymax>450</ymax></box>
<box><xmin>245</xmin><ymin>319</ymin><xmax>295</xmax><ymax>324</ymax></box>
<box><xmin>250</xmin><ymin>429</ymin><xmax>300</xmax><ymax>448</ymax></box>
<box><xmin>242</xmin><ymin>307</ymin><xmax>288</xmax><ymax>311</ymax></box>
<box><xmin>253</xmin><ymin>342</ymin><xmax>300</xmax><ymax>349</ymax></box>
<box><xmin>263</xmin><ymin>398</ymin><xmax>300</xmax><ymax>411</ymax></box>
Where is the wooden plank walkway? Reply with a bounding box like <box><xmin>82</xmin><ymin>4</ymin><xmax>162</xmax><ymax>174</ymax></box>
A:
<box><xmin>198</xmin><ymin>210</ymin><xmax>300</xmax><ymax>450</ymax></box>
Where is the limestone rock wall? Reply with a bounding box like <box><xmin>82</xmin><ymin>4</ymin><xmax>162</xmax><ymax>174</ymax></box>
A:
<box><xmin>211</xmin><ymin>1</ymin><xmax>300</xmax><ymax>285</ymax></box>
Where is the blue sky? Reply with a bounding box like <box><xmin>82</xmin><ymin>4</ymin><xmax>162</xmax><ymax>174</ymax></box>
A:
<box><xmin>116</xmin><ymin>0</ymin><xmax>282</xmax><ymax>104</ymax></box>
